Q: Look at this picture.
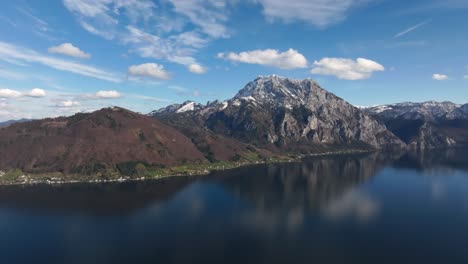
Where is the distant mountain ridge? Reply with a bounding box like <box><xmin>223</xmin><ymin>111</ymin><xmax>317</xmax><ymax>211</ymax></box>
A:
<box><xmin>149</xmin><ymin>101</ymin><xmax>204</xmax><ymax>115</ymax></box>
<box><xmin>364</xmin><ymin>101</ymin><xmax>468</xmax><ymax>149</ymax></box>
<box><xmin>0</xmin><ymin>119</ymin><xmax>32</xmax><ymax>127</ymax></box>
<box><xmin>364</xmin><ymin>101</ymin><xmax>468</xmax><ymax>121</ymax></box>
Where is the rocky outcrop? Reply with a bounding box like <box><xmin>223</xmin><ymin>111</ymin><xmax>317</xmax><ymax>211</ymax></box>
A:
<box><xmin>153</xmin><ymin>76</ymin><xmax>406</xmax><ymax>152</ymax></box>
<box><xmin>407</xmin><ymin>122</ymin><xmax>457</xmax><ymax>149</ymax></box>
<box><xmin>365</xmin><ymin>101</ymin><xmax>461</xmax><ymax>122</ymax></box>
<box><xmin>364</xmin><ymin>101</ymin><xmax>468</xmax><ymax>149</ymax></box>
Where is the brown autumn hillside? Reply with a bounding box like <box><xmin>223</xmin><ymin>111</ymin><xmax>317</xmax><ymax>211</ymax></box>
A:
<box><xmin>0</xmin><ymin>107</ymin><xmax>266</xmax><ymax>177</ymax></box>
<box><xmin>0</xmin><ymin>107</ymin><xmax>209</xmax><ymax>174</ymax></box>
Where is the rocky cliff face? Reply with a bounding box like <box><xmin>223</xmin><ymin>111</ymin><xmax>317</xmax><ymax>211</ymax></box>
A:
<box><xmin>364</xmin><ymin>101</ymin><xmax>464</xmax><ymax>122</ymax></box>
<box><xmin>153</xmin><ymin>76</ymin><xmax>405</xmax><ymax>152</ymax></box>
<box><xmin>364</xmin><ymin>102</ymin><xmax>468</xmax><ymax>149</ymax></box>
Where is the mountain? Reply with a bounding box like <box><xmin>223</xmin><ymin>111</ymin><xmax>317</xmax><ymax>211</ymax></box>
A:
<box><xmin>0</xmin><ymin>107</ymin><xmax>271</xmax><ymax>178</ymax></box>
<box><xmin>364</xmin><ymin>102</ymin><xmax>468</xmax><ymax>149</ymax></box>
<box><xmin>0</xmin><ymin>107</ymin><xmax>209</xmax><ymax>176</ymax></box>
<box><xmin>149</xmin><ymin>100</ymin><xmax>204</xmax><ymax>115</ymax></box>
<box><xmin>152</xmin><ymin>75</ymin><xmax>405</xmax><ymax>152</ymax></box>
<box><xmin>364</xmin><ymin>101</ymin><xmax>465</xmax><ymax>122</ymax></box>
<box><xmin>0</xmin><ymin>118</ymin><xmax>32</xmax><ymax>127</ymax></box>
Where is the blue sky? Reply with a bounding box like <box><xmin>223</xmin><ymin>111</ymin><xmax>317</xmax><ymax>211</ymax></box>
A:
<box><xmin>0</xmin><ymin>0</ymin><xmax>467</xmax><ymax>121</ymax></box>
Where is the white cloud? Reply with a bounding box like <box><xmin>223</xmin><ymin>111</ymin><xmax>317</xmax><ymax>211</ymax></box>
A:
<box><xmin>95</xmin><ymin>90</ymin><xmax>121</xmax><ymax>99</ymax></box>
<box><xmin>168</xmin><ymin>0</ymin><xmax>229</xmax><ymax>38</ymax></box>
<box><xmin>63</xmin><ymin>0</ymin><xmax>155</xmax><ymax>39</ymax></box>
<box><xmin>79</xmin><ymin>20</ymin><xmax>115</xmax><ymax>40</ymax></box>
<box><xmin>218</xmin><ymin>48</ymin><xmax>308</xmax><ymax>69</ymax></box>
<box><xmin>128</xmin><ymin>63</ymin><xmax>171</xmax><ymax>80</ymax></box>
<box><xmin>63</xmin><ymin>0</ymin><xmax>112</xmax><ymax>17</ymax></box>
<box><xmin>188</xmin><ymin>63</ymin><xmax>207</xmax><ymax>74</ymax></box>
<box><xmin>172</xmin><ymin>31</ymin><xmax>209</xmax><ymax>49</ymax></box>
<box><xmin>0</xmin><ymin>88</ymin><xmax>22</xmax><ymax>98</ymax></box>
<box><xmin>48</xmin><ymin>43</ymin><xmax>91</xmax><ymax>59</ymax></box>
<box><xmin>311</xmin><ymin>57</ymin><xmax>385</xmax><ymax>80</ymax></box>
<box><xmin>432</xmin><ymin>73</ymin><xmax>449</xmax><ymax>81</ymax></box>
<box><xmin>0</xmin><ymin>88</ymin><xmax>45</xmax><ymax>98</ymax></box>
<box><xmin>64</xmin><ymin>0</ymin><xmax>228</xmax><ymax>67</ymax></box>
<box><xmin>254</xmin><ymin>0</ymin><xmax>373</xmax><ymax>28</ymax></box>
<box><xmin>394</xmin><ymin>21</ymin><xmax>429</xmax><ymax>38</ymax></box>
<box><xmin>57</xmin><ymin>100</ymin><xmax>80</xmax><ymax>107</ymax></box>
<box><xmin>0</xmin><ymin>41</ymin><xmax>120</xmax><ymax>82</ymax></box>
<box><xmin>123</xmin><ymin>26</ymin><xmax>204</xmax><ymax>67</ymax></box>
<box><xmin>26</xmin><ymin>88</ymin><xmax>46</xmax><ymax>97</ymax></box>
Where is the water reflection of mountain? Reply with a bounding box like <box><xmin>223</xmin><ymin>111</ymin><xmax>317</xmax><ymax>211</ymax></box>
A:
<box><xmin>0</xmin><ymin>152</ymin><xmax>404</xmax><ymax>216</ymax></box>
<box><xmin>393</xmin><ymin>148</ymin><xmax>468</xmax><ymax>172</ymax></box>
<box><xmin>0</xmin><ymin>177</ymin><xmax>196</xmax><ymax>215</ymax></box>
<box><xmin>210</xmin><ymin>153</ymin><xmax>397</xmax><ymax>211</ymax></box>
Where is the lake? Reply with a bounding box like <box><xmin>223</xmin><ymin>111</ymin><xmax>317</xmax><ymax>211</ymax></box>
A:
<box><xmin>1</xmin><ymin>150</ymin><xmax>468</xmax><ymax>264</ymax></box>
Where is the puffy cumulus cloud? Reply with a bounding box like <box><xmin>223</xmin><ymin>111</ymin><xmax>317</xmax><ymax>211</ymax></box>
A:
<box><xmin>48</xmin><ymin>43</ymin><xmax>91</xmax><ymax>59</ymax></box>
<box><xmin>432</xmin><ymin>74</ymin><xmax>449</xmax><ymax>81</ymax></box>
<box><xmin>26</xmin><ymin>88</ymin><xmax>46</xmax><ymax>97</ymax></box>
<box><xmin>218</xmin><ymin>48</ymin><xmax>308</xmax><ymax>69</ymax></box>
<box><xmin>464</xmin><ymin>75</ymin><xmax>468</xmax><ymax>79</ymax></box>
<box><xmin>95</xmin><ymin>90</ymin><xmax>121</xmax><ymax>99</ymax></box>
<box><xmin>0</xmin><ymin>41</ymin><xmax>120</xmax><ymax>82</ymax></box>
<box><xmin>0</xmin><ymin>88</ymin><xmax>46</xmax><ymax>98</ymax></box>
<box><xmin>0</xmin><ymin>88</ymin><xmax>22</xmax><ymax>98</ymax></box>
<box><xmin>254</xmin><ymin>0</ymin><xmax>373</xmax><ymax>28</ymax></box>
<box><xmin>311</xmin><ymin>57</ymin><xmax>384</xmax><ymax>80</ymax></box>
<box><xmin>188</xmin><ymin>63</ymin><xmax>207</xmax><ymax>74</ymax></box>
<box><xmin>128</xmin><ymin>63</ymin><xmax>171</xmax><ymax>80</ymax></box>
<box><xmin>57</xmin><ymin>100</ymin><xmax>80</xmax><ymax>107</ymax></box>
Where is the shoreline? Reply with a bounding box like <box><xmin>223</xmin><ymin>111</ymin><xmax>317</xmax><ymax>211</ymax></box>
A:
<box><xmin>0</xmin><ymin>149</ymin><xmax>374</xmax><ymax>187</ymax></box>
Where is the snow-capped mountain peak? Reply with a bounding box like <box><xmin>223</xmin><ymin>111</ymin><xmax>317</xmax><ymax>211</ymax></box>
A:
<box><xmin>176</xmin><ymin>101</ymin><xmax>196</xmax><ymax>113</ymax></box>
<box><xmin>233</xmin><ymin>75</ymin><xmax>322</xmax><ymax>107</ymax></box>
<box><xmin>148</xmin><ymin>100</ymin><xmax>203</xmax><ymax>115</ymax></box>
<box><xmin>364</xmin><ymin>101</ymin><xmax>465</xmax><ymax>121</ymax></box>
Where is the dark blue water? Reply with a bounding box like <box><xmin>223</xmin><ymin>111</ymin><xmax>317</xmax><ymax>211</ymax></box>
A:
<box><xmin>1</xmin><ymin>150</ymin><xmax>468</xmax><ymax>264</ymax></box>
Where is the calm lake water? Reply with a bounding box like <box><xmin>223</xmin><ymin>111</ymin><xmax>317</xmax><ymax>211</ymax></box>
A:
<box><xmin>2</xmin><ymin>150</ymin><xmax>468</xmax><ymax>264</ymax></box>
